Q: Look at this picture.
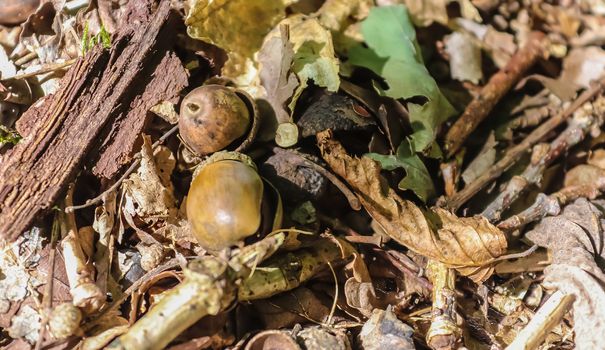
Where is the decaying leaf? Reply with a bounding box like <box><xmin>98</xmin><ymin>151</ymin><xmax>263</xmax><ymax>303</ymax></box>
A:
<box><xmin>444</xmin><ymin>31</ymin><xmax>483</xmax><ymax>84</ymax></box>
<box><xmin>185</xmin><ymin>0</ymin><xmax>291</xmax><ymax>86</ymax></box>
<box><xmin>7</xmin><ymin>305</ymin><xmax>41</xmax><ymax>344</ymax></box>
<box><xmin>122</xmin><ymin>135</ymin><xmax>177</xmax><ymax>224</ymax></box>
<box><xmin>349</xmin><ymin>5</ymin><xmax>455</xmax><ymax>152</ymax></box>
<box><xmin>358</xmin><ymin>307</ymin><xmax>415</xmax><ymax>350</ymax></box>
<box><xmin>318</xmin><ymin>131</ymin><xmax>507</xmax><ymax>280</ymax></box>
<box><xmin>271</xmin><ymin>15</ymin><xmax>341</xmax><ymax>111</ymax></box>
<box><xmin>387</xmin><ymin>0</ymin><xmax>482</xmax><ymax>27</ymax></box>
<box><xmin>525</xmin><ymin>198</ymin><xmax>605</xmax><ymax>349</ymax></box>
<box><xmin>526</xmin><ymin>46</ymin><xmax>605</xmax><ymax>101</ymax></box>
<box><xmin>259</xmin><ymin>25</ymin><xmax>299</xmax><ymax>124</ymax></box>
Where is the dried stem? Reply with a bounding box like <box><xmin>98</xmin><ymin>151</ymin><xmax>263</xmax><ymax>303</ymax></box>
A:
<box><xmin>1</xmin><ymin>59</ymin><xmax>77</xmax><ymax>81</ymax></box>
<box><xmin>444</xmin><ymin>32</ymin><xmax>546</xmax><ymax>157</ymax></box>
<box><xmin>506</xmin><ymin>291</ymin><xmax>574</xmax><ymax>350</ymax></box>
<box><xmin>482</xmin><ymin>103</ymin><xmax>600</xmax><ymax>222</ymax></box>
<box><xmin>444</xmin><ymin>76</ymin><xmax>605</xmax><ymax>212</ymax></box>
<box><xmin>498</xmin><ymin>183</ymin><xmax>605</xmax><ymax>231</ymax></box>
<box><xmin>60</xmin><ymin>185</ymin><xmax>105</xmax><ymax>314</ymax></box>
<box><xmin>108</xmin><ymin>236</ymin><xmax>347</xmax><ymax>350</ymax></box>
<box><xmin>426</xmin><ymin>260</ymin><xmax>461</xmax><ymax>350</ymax></box>
<box><xmin>65</xmin><ymin>125</ymin><xmax>179</xmax><ymax>212</ymax></box>
<box><xmin>34</xmin><ymin>214</ymin><xmax>61</xmax><ymax>350</ymax></box>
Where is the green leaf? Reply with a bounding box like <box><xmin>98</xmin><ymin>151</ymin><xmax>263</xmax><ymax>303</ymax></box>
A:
<box><xmin>366</xmin><ymin>140</ymin><xmax>436</xmax><ymax>202</ymax></box>
<box><xmin>349</xmin><ymin>5</ymin><xmax>455</xmax><ymax>152</ymax></box>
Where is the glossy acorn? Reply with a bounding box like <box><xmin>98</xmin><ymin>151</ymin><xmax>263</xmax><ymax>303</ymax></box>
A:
<box><xmin>179</xmin><ymin>85</ymin><xmax>251</xmax><ymax>156</ymax></box>
<box><xmin>186</xmin><ymin>152</ymin><xmax>264</xmax><ymax>250</ymax></box>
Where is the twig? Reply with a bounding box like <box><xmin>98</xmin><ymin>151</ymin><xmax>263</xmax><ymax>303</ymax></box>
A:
<box><xmin>498</xmin><ymin>183</ymin><xmax>605</xmax><ymax>231</ymax></box>
<box><xmin>426</xmin><ymin>260</ymin><xmax>461</xmax><ymax>350</ymax></box>
<box><xmin>444</xmin><ymin>31</ymin><xmax>546</xmax><ymax>157</ymax></box>
<box><xmin>482</xmin><ymin>104</ymin><xmax>599</xmax><ymax>222</ymax></box>
<box><xmin>273</xmin><ymin>147</ymin><xmax>361</xmax><ymax>210</ymax></box>
<box><xmin>60</xmin><ymin>185</ymin><xmax>105</xmax><ymax>313</ymax></box>
<box><xmin>65</xmin><ymin>125</ymin><xmax>179</xmax><ymax>212</ymax></box>
<box><xmin>506</xmin><ymin>290</ymin><xmax>574</xmax><ymax>350</ymax></box>
<box><xmin>444</xmin><ymin>76</ymin><xmax>605</xmax><ymax>212</ymax></box>
<box><xmin>34</xmin><ymin>214</ymin><xmax>61</xmax><ymax>350</ymax></box>
<box><xmin>83</xmin><ymin>258</ymin><xmax>181</xmax><ymax>332</ymax></box>
<box><xmin>2</xmin><ymin>59</ymin><xmax>77</xmax><ymax>81</ymax></box>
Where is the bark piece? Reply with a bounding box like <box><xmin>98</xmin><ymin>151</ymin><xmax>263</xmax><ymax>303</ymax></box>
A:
<box><xmin>0</xmin><ymin>1</ymin><xmax>182</xmax><ymax>241</ymax></box>
<box><xmin>92</xmin><ymin>51</ymin><xmax>187</xmax><ymax>179</ymax></box>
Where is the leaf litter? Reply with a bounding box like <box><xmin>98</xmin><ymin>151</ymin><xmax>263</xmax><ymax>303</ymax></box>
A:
<box><xmin>1</xmin><ymin>0</ymin><xmax>605</xmax><ymax>349</ymax></box>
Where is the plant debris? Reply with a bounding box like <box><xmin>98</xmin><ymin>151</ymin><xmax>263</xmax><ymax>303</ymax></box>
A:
<box><xmin>1</xmin><ymin>0</ymin><xmax>605</xmax><ymax>349</ymax></box>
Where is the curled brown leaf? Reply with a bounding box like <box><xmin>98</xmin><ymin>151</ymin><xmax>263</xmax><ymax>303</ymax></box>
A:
<box><xmin>317</xmin><ymin>130</ymin><xmax>507</xmax><ymax>281</ymax></box>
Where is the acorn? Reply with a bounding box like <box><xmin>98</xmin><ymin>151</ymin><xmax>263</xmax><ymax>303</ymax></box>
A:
<box><xmin>187</xmin><ymin>152</ymin><xmax>264</xmax><ymax>250</ymax></box>
<box><xmin>179</xmin><ymin>85</ymin><xmax>252</xmax><ymax>156</ymax></box>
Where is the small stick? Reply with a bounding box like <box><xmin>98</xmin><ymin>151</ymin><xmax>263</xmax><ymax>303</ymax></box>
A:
<box><xmin>273</xmin><ymin>147</ymin><xmax>361</xmax><ymax>210</ymax></box>
<box><xmin>426</xmin><ymin>260</ymin><xmax>461</xmax><ymax>349</ymax></box>
<box><xmin>506</xmin><ymin>290</ymin><xmax>574</xmax><ymax>350</ymax></box>
<box><xmin>482</xmin><ymin>105</ymin><xmax>598</xmax><ymax>222</ymax></box>
<box><xmin>444</xmin><ymin>32</ymin><xmax>546</xmax><ymax>157</ymax></box>
<box><xmin>444</xmin><ymin>76</ymin><xmax>605</xmax><ymax>212</ymax></box>
<box><xmin>2</xmin><ymin>59</ymin><xmax>77</xmax><ymax>81</ymax></box>
<box><xmin>34</xmin><ymin>214</ymin><xmax>61</xmax><ymax>350</ymax></box>
<box><xmin>498</xmin><ymin>183</ymin><xmax>605</xmax><ymax>231</ymax></box>
<box><xmin>65</xmin><ymin>125</ymin><xmax>179</xmax><ymax>212</ymax></box>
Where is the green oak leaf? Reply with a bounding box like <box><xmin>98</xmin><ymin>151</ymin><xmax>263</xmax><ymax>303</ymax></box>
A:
<box><xmin>349</xmin><ymin>5</ymin><xmax>455</xmax><ymax>152</ymax></box>
<box><xmin>366</xmin><ymin>140</ymin><xmax>436</xmax><ymax>202</ymax></box>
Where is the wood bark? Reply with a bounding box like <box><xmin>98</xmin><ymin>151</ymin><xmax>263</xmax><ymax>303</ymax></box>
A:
<box><xmin>0</xmin><ymin>0</ymin><xmax>187</xmax><ymax>240</ymax></box>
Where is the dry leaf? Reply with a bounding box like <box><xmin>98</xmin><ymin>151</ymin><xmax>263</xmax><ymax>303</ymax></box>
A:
<box><xmin>318</xmin><ymin>131</ymin><xmax>507</xmax><ymax>280</ymax></box>
<box><xmin>444</xmin><ymin>31</ymin><xmax>483</xmax><ymax>84</ymax></box>
<box><xmin>185</xmin><ymin>0</ymin><xmax>291</xmax><ymax>87</ymax></box>
<box><xmin>380</xmin><ymin>0</ymin><xmax>481</xmax><ymax>27</ymax></box>
<box><xmin>526</xmin><ymin>198</ymin><xmax>605</xmax><ymax>349</ymax></box>
<box><xmin>273</xmin><ymin>15</ymin><xmax>340</xmax><ymax>110</ymax></box>
<box><xmin>258</xmin><ymin>25</ymin><xmax>299</xmax><ymax>124</ymax></box>
<box><xmin>122</xmin><ymin>135</ymin><xmax>177</xmax><ymax>224</ymax></box>
<box><xmin>358</xmin><ymin>307</ymin><xmax>415</xmax><ymax>350</ymax></box>
<box><xmin>7</xmin><ymin>305</ymin><xmax>40</xmax><ymax>344</ymax></box>
<box><xmin>527</xmin><ymin>47</ymin><xmax>605</xmax><ymax>101</ymax></box>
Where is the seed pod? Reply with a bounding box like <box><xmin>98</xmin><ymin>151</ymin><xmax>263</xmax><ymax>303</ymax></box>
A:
<box><xmin>49</xmin><ymin>303</ymin><xmax>82</xmax><ymax>339</ymax></box>
<box><xmin>187</xmin><ymin>152</ymin><xmax>263</xmax><ymax>250</ymax></box>
<box><xmin>179</xmin><ymin>85</ymin><xmax>251</xmax><ymax>156</ymax></box>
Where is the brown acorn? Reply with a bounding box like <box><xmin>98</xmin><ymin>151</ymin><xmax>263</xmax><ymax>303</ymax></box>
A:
<box><xmin>179</xmin><ymin>85</ymin><xmax>251</xmax><ymax>156</ymax></box>
<box><xmin>186</xmin><ymin>152</ymin><xmax>263</xmax><ymax>250</ymax></box>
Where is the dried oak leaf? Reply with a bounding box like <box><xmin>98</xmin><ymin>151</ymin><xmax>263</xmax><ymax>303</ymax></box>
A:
<box><xmin>525</xmin><ymin>198</ymin><xmax>605</xmax><ymax>350</ymax></box>
<box><xmin>318</xmin><ymin>131</ymin><xmax>507</xmax><ymax>281</ymax></box>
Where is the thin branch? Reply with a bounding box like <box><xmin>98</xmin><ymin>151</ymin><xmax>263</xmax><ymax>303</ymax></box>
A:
<box><xmin>482</xmin><ymin>106</ymin><xmax>599</xmax><ymax>222</ymax></box>
<box><xmin>2</xmin><ymin>59</ymin><xmax>77</xmax><ymax>81</ymax></box>
<box><xmin>65</xmin><ymin>125</ymin><xmax>179</xmax><ymax>213</ymax></box>
<box><xmin>444</xmin><ymin>31</ymin><xmax>546</xmax><ymax>157</ymax></box>
<box><xmin>498</xmin><ymin>183</ymin><xmax>605</xmax><ymax>231</ymax></box>
<box><xmin>34</xmin><ymin>215</ymin><xmax>61</xmax><ymax>350</ymax></box>
<box><xmin>444</xmin><ymin>76</ymin><xmax>605</xmax><ymax>212</ymax></box>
